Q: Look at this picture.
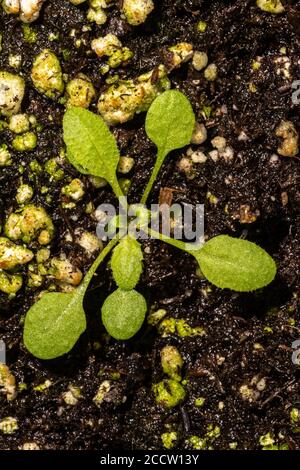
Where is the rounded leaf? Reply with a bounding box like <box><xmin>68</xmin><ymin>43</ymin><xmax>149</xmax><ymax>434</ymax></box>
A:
<box><xmin>111</xmin><ymin>236</ymin><xmax>143</xmax><ymax>290</ymax></box>
<box><xmin>195</xmin><ymin>235</ymin><xmax>276</xmax><ymax>292</ymax></box>
<box><xmin>145</xmin><ymin>90</ymin><xmax>195</xmax><ymax>154</ymax></box>
<box><xmin>101</xmin><ymin>289</ymin><xmax>147</xmax><ymax>340</ymax></box>
<box><xmin>23</xmin><ymin>291</ymin><xmax>86</xmax><ymax>360</ymax></box>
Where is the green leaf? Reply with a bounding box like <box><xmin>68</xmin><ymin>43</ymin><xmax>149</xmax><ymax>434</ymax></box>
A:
<box><xmin>23</xmin><ymin>290</ymin><xmax>86</xmax><ymax>360</ymax></box>
<box><xmin>141</xmin><ymin>90</ymin><xmax>195</xmax><ymax>203</ymax></box>
<box><xmin>101</xmin><ymin>288</ymin><xmax>147</xmax><ymax>340</ymax></box>
<box><xmin>66</xmin><ymin>149</ymin><xmax>90</xmax><ymax>175</ymax></box>
<box><xmin>193</xmin><ymin>235</ymin><xmax>276</xmax><ymax>292</ymax></box>
<box><xmin>111</xmin><ymin>235</ymin><xmax>143</xmax><ymax>290</ymax></box>
<box><xmin>23</xmin><ymin>237</ymin><xmax>119</xmax><ymax>359</ymax></box>
<box><xmin>63</xmin><ymin>107</ymin><xmax>122</xmax><ymax>196</ymax></box>
<box><xmin>145</xmin><ymin>89</ymin><xmax>196</xmax><ymax>155</ymax></box>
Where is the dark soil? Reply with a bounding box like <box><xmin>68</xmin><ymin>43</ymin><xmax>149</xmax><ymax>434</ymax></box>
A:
<box><xmin>0</xmin><ymin>0</ymin><xmax>300</xmax><ymax>450</ymax></box>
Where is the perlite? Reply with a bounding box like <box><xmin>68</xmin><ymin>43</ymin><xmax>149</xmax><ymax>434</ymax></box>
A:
<box><xmin>31</xmin><ymin>49</ymin><xmax>64</xmax><ymax>99</ymax></box>
<box><xmin>5</xmin><ymin>205</ymin><xmax>54</xmax><ymax>245</ymax></box>
<box><xmin>66</xmin><ymin>74</ymin><xmax>95</xmax><ymax>108</ymax></box>
<box><xmin>0</xmin><ymin>71</ymin><xmax>25</xmax><ymax>116</ymax></box>
<box><xmin>2</xmin><ymin>0</ymin><xmax>45</xmax><ymax>23</ymax></box>
<box><xmin>122</xmin><ymin>0</ymin><xmax>154</xmax><ymax>26</ymax></box>
<box><xmin>98</xmin><ymin>65</ymin><xmax>170</xmax><ymax>125</ymax></box>
<box><xmin>0</xmin><ymin>237</ymin><xmax>33</xmax><ymax>270</ymax></box>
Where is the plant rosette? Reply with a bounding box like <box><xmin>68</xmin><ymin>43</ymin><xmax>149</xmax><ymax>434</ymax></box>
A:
<box><xmin>23</xmin><ymin>91</ymin><xmax>277</xmax><ymax>360</ymax></box>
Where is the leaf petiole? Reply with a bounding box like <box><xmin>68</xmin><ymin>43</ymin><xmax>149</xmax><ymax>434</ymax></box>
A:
<box><xmin>111</xmin><ymin>178</ymin><xmax>126</xmax><ymax>202</ymax></box>
<box><xmin>140</xmin><ymin>148</ymin><xmax>167</xmax><ymax>204</ymax></box>
<box><xmin>145</xmin><ymin>227</ymin><xmax>203</xmax><ymax>253</ymax></box>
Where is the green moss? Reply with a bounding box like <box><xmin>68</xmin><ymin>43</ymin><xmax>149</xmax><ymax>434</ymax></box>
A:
<box><xmin>263</xmin><ymin>326</ymin><xmax>273</xmax><ymax>334</ymax></box>
<box><xmin>161</xmin><ymin>432</ymin><xmax>177</xmax><ymax>449</ymax></box>
<box><xmin>0</xmin><ymin>272</ymin><xmax>23</xmax><ymax>294</ymax></box>
<box><xmin>195</xmin><ymin>397</ymin><xmax>206</xmax><ymax>407</ymax></box>
<box><xmin>29</xmin><ymin>160</ymin><xmax>43</xmax><ymax>174</ymax></box>
<box><xmin>176</xmin><ymin>319</ymin><xmax>206</xmax><ymax>337</ymax></box>
<box><xmin>9</xmin><ymin>114</ymin><xmax>30</xmax><ymax>134</ymax></box>
<box><xmin>197</xmin><ymin>21</ymin><xmax>207</xmax><ymax>33</ymax></box>
<box><xmin>229</xmin><ymin>442</ymin><xmax>238</xmax><ymax>449</ymax></box>
<box><xmin>31</xmin><ymin>49</ymin><xmax>64</xmax><ymax>99</ymax></box>
<box><xmin>290</xmin><ymin>408</ymin><xmax>300</xmax><ymax>424</ymax></box>
<box><xmin>158</xmin><ymin>317</ymin><xmax>176</xmax><ymax>336</ymax></box>
<box><xmin>98</xmin><ymin>65</ymin><xmax>170</xmax><ymax>125</ymax></box>
<box><xmin>258</xmin><ymin>432</ymin><xmax>288</xmax><ymax>450</ymax></box>
<box><xmin>61</xmin><ymin>179</ymin><xmax>85</xmax><ymax>201</ymax></box>
<box><xmin>189</xmin><ymin>435</ymin><xmax>207</xmax><ymax>450</ymax></box>
<box><xmin>158</xmin><ymin>317</ymin><xmax>206</xmax><ymax>338</ymax></box>
<box><xmin>5</xmin><ymin>205</ymin><xmax>54</xmax><ymax>245</ymax></box>
<box><xmin>66</xmin><ymin>74</ymin><xmax>95</xmax><ymax>108</ymax></box>
<box><xmin>168</xmin><ymin>43</ymin><xmax>193</xmax><ymax>69</ymax></box>
<box><xmin>256</xmin><ymin>0</ymin><xmax>284</xmax><ymax>14</ymax></box>
<box><xmin>152</xmin><ymin>379</ymin><xmax>186</xmax><ymax>408</ymax></box>
<box><xmin>0</xmin><ymin>144</ymin><xmax>12</xmax><ymax>166</ymax></box>
<box><xmin>147</xmin><ymin>308</ymin><xmax>167</xmax><ymax>326</ymax></box>
<box><xmin>160</xmin><ymin>345</ymin><xmax>183</xmax><ymax>381</ymax></box>
<box><xmin>22</xmin><ymin>24</ymin><xmax>37</xmax><ymax>44</ymax></box>
<box><xmin>93</xmin><ymin>380</ymin><xmax>111</xmax><ymax>406</ymax></box>
<box><xmin>33</xmin><ymin>379</ymin><xmax>52</xmax><ymax>392</ymax></box>
<box><xmin>107</xmin><ymin>48</ymin><xmax>133</xmax><ymax>69</ymax></box>
<box><xmin>189</xmin><ymin>425</ymin><xmax>221</xmax><ymax>450</ymax></box>
<box><xmin>12</xmin><ymin>132</ymin><xmax>37</xmax><ymax>151</ymax></box>
<box><xmin>0</xmin><ymin>364</ymin><xmax>16</xmax><ymax>401</ymax></box>
<box><xmin>45</xmin><ymin>158</ymin><xmax>64</xmax><ymax>181</ymax></box>
<box><xmin>87</xmin><ymin>0</ymin><xmax>108</xmax><ymax>25</ymax></box>
<box><xmin>27</xmin><ymin>270</ymin><xmax>44</xmax><ymax>288</ymax></box>
<box><xmin>16</xmin><ymin>184</ymin><xmax>34</xmax><ymax>204</ymax></box>
<box><xmin>0</xmin><ymin>417</ymin><xmax>18</xmax><ymax>434</ymax></box>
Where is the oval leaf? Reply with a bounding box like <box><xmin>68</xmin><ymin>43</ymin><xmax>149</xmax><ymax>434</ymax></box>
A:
<box><xmin>111</xmin><ymin>236</ymin><xmax>143</xmax><ymax>290</ymax></box>
<box><xmin>101</xmin><ymin>289</ymin><xmax>147</xmax><ymax>340</ymax></box>
<box><xmin>63</xmin><ymin>107</ymin><xmax>120</xmax><ymax>185</ymax></box>
<box><xmin>141</xmin><ymin>90</ymin><xmax>195</xmax><ymax>203</ymax></box>
<box><xmin>23</xmin><ymin>291</ymin><xmax>86</xmax><ymax>360</ymax></box>
<box><xmin>145</xmin><ymin>89</ymin><xmax>195</xmax><ymax>155</ymax></box>
<box><xmin>194</xmin><ymin>235</ymin><xmax>276</xmax><ymax>292</ymax></box>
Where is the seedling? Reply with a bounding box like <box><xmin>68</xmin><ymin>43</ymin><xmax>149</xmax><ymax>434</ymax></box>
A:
<box><xmin>23</xmin><ymin>90</ymin><xmax>277</xmax><ymax>359</ymax></box>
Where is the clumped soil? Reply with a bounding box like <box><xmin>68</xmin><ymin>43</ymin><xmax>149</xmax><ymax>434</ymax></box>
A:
<box><xmin>0</xmin><ymin>0</ymin><xmax>300</xmax><ymax>450</ymax></box>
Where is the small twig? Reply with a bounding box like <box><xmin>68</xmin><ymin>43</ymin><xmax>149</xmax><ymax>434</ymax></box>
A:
<box><xmin>260</xmin><ymin>379</ymin><xmax>296</xmax><ymax>409</ymax></box>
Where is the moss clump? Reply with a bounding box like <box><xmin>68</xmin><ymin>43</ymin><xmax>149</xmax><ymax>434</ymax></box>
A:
<box><xmin>31</xmin><ymin>49</ymin><xmax>64</xmax><ymax>99</ymax></box>
<box><xmin>5</xmin><ymin>205</ymin><xmax>54</xmax><ymax>245</ymax></box>
<box><xmin>160</xmin><ymin>345</ymin><xmax>183</xmax><ymax>381</ymax></box>
<box><xmin>66</xmin><ymin>74</ymin><xmax>95</xmax><ymax>108</ymax></box>
<box><xmin>152</xmin><ymin>379</ymin><xmax>186</xmax><ymax>409</ymax></box>
<box><xmin>161</xmin><ymin>432</ymin><xmax>177</xmax><ymax>449</ymax></box>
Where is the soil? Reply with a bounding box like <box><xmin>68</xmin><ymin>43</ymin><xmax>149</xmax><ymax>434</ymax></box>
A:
<box><xmin>0</xmin><ymin>0</ymin><xmax>300</xmax><ymax>451</ymax></box>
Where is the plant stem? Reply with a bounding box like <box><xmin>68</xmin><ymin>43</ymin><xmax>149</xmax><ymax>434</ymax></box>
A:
<box><xmin>81</xmin><ymin>236</ymin><xmax>119</xmax><ymax>292</ymax></box>
<box><xmin>111</xmin><ymin>179</ymin><xmax>125</xmax><ymax>200</ymax></box>
<box><xmin>140</xmin><ymin>149</ymin><xmax>166</xmax><ymax>204</ymax></box>
<box><xmin>146</xmin><ymin>228</ymin><xmax>202</xmax><ymax>253</ymax></box>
